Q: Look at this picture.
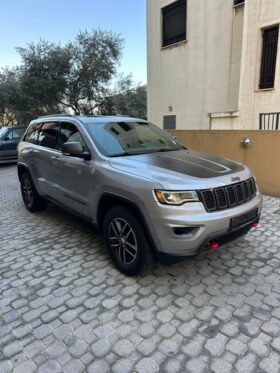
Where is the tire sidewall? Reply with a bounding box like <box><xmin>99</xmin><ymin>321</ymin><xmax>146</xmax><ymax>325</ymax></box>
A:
<box><xmin>103</xmin><ymin>206</ymin><xmax>150</xmax><ymax>276</ymax></box>
<box><xmin>20</xmin><ymin>172</ymin><xmax>45</xmax><ymax>212</ymax></box>
<box><xmin>21</xmin><ymin>173</ymin><xmax>35</xmax><ymax>211</ymax></box>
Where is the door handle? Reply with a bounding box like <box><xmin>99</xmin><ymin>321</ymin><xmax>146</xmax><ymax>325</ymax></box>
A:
<box><xmin>51</xmin><ymin>155</ymin><xmax>60</xmax><ymax>160</ymax></box>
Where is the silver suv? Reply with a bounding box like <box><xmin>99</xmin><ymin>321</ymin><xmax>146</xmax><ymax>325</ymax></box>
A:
<box><xmin>18</xmin><ymin>115</ymin><xmax>263</xmax><ymax>275</ymax></box>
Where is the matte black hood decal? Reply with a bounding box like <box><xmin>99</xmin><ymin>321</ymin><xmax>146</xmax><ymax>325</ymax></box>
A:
<box><xmin>128</xmin><ymin>150</ymin><xmax>244</xmax><ymax>179</ymax></box>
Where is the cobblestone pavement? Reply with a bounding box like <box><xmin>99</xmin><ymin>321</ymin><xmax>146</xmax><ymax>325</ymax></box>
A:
<box><xmin>0</xmin><ymin>164</ymin><xmax>280</xmax><ymax>373</ymax></box>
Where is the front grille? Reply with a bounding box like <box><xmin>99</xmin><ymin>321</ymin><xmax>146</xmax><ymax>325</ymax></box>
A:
<box><xmin>199</xmin><ymin>178</ymin><xmax>257</xmax><ymax>212</ymax></box>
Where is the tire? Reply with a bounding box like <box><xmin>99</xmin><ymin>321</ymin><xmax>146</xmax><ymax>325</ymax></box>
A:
<box><xmin>20</xmin><ymin>172</ymin><xmax>46</xmax><ymax>213</ymax></box>
<box><xmin>103</xmin><ymin>206</ymin><xmax>155</xmax><ymax>276</ymax></box>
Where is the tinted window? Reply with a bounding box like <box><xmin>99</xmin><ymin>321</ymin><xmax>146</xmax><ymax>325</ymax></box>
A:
<box><xmin>58</xmin><ymin>122</ymin><xmax>87</xmax><ymax>151</ymax></box>
<box><xmin>6</xmin><ymin>130</ymin><xmax>13</xmax><ymax>140</ymax></box>
<box><xmin>0</xmin><ymin>127</ymin><xmax>9</xmax><ymax>138</ymax></box>
<box><xmin>25</xmin><ymin>123</ymin><xmax>42</xmax><ymax>144</ymax></box>
<box><xmin>85</xmin><ymin>121</ymin><xmax>184</xmax><ymax>157</ymax></box>
<box><xmin>38</xmin><ymin>122</ymin><xmax>59</xmax><ymax>149</ymax></box>
<box><xmin>12</xmin><ymin>128</ymin><xmax>25</xmax><ymax>139</ymax></box>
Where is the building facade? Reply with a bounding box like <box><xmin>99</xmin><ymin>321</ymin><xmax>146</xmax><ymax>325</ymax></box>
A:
<box><xmin>147</xmin><ymin>0</ymin><xmax>280</xmax><ymax>130</ymax></box>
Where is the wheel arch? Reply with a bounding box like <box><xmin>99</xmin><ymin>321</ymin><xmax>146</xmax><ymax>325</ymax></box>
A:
<box><xmin>97</xmin><ymin>193</ymin><xmax>158</xmax><ymax>256</ymax></box>
<box><xmin>18</xmin><ymin>163</ymin><xmax>41</xmax><ymax>196</ymax></box>
<box><xmin>18</xmin><ymin>163</ymin><xmax>32</xmax><ymax>182</ymax></box>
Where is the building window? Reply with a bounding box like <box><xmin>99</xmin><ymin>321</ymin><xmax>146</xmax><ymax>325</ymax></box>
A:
<box><xmin>259</xmin><ymin>26</ymin><xmax>279</xmax><ymax>89</ymax></box>
<box><xmin>233</xmin><ymin>0</ymin><xmax>245</xmax><ymax>6</ymax></box>
<box><xmin>163</xmin><ymin>115</ymin><xmax>176</xmax><ymax>129</ymax></box>
<box><xmin>162</xmin><ymin>0</ymin><xmax>186</xmax><ymax>47</ymax></box>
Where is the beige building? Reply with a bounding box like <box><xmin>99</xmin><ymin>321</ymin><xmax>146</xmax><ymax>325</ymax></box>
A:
<box><xmin>147</xmin><ymin>0</ymin><xmax>280</xmax><ymax>130</ymax></box>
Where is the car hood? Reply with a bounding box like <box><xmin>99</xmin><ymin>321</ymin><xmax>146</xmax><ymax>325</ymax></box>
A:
<box><xmin>109</xmin><ymin>149</ymin><xmax>248</xmax><ymax>189</ymax></box>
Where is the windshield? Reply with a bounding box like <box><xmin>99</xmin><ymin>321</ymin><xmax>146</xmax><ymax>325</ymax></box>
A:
<box><xmin>84</xmin><ymin>121</ymin><xmax>185</xmax><ymax>157</ymax></box>
<box><xmin>0</xmin><ymin>127</ymin><xmax>9</xmax><ymax>139</ymax></box>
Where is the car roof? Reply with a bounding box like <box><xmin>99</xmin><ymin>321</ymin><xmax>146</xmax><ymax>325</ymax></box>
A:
<box><xmin>33</xmin><ymin>115</ymin><xmax>147</xmax><ymax>125</ymax></box>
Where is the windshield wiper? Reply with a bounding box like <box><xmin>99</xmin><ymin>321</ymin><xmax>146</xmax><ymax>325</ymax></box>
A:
<box><xmin>109</xmin><ymin>151</ymin><xmax>150</xmax><ymax>157</ymax></box>
<box><xmin>109</xmin><ymin>146</ymin><xmax>186</xmax><ymax>158</ymax></box>
<box><xmin>155</xmin><ymin>147</ymin><xmax>186</xmax><ymax>153</ymax></box>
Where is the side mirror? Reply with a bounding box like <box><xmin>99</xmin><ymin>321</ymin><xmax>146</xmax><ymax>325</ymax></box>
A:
<box><xmin>4</xmin><ymin>136</ymin><xmax>10</xmax><ymax>141</ymax></box>
<box><xmin>62</xmin><ymin>142</ymin><xmax>91</xmax><ymax>160</ymax></box>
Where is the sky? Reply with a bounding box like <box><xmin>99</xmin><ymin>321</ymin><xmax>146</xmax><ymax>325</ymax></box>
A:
<box><xmin>0</xmin><ymin>0</ymin><xmax>147</xmax><ymax>84</ymax></box>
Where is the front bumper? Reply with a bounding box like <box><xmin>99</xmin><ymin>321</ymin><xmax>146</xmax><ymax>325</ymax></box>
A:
<box><xmin>145</xmin><ymin>191</ymin><xmax>263</xmax><ymax>257</ymax></box>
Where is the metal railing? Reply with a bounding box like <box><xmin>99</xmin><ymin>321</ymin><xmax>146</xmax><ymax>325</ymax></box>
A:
<box><xmin>260</xmin><ymin>112</ymin><xmax>280</xmax><ymax>130</ymax></box>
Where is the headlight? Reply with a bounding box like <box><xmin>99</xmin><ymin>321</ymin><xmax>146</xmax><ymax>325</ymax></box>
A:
<box><xmin>155</xmin><ymin>190</ymin><xmax>199</xmax><ymax>205</ymax></box>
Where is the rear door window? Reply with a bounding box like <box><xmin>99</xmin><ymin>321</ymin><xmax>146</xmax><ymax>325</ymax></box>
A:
<box><xmin>25</xmin><ymin>123</ymin><xmax>42</xmax><ymax>144</ymax></box>
<box><xmin>38</xmin><ymin>122</ymin><xmax>59</xmax><ymax>149</ymax></box>
<box><xmin>12</xmin><ymin>128</ymin><xmax>25</xmax><ymax>139</ymax></box>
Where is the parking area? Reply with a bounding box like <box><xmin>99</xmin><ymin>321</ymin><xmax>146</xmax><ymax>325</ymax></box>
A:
<box><xmin>0</xmin><ymin>164</ymin><xmax>280</xmax><ymax>373</ymax></box>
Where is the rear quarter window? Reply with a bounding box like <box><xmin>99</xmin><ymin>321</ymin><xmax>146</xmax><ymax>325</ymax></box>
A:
<box><xmin>25</xmin><ymin>123</ymin><xmax>42</xmax><ymax>144</ymax></box>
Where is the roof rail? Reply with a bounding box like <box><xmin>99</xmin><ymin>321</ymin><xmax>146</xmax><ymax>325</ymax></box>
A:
<box><xmin>37</xmin><ymin>114</ymin><xmax>76</xmax><ymax>119</ymax></box>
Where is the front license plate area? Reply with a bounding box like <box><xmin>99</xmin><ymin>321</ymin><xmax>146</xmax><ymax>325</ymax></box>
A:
<box><xmin>230</xmin><ymin>209</ymin><xmax>258</xmax><ymax>230</ymax></box>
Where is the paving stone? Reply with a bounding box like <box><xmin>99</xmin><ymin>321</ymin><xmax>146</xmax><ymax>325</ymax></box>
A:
<box><xmin>91</xmin><ymin>338</ymin><xmax>112</xmax><ymax>357</ymax></box>
<box><xmin>113</xmin><ymin>338</ymin><xmax>134</xmax><ymax>357</ymax></box>
<box><xmin>88</xmin><ymin>359</ymin><xmax>111</xmax><ymax>373</ymax></box>
<box><xmin>259</xmin><ymin>351</ymin><xmax>280</xmax><ymax>373</ymax></box>
<box><xmin>181</xmin><ymin>339</ymin><xmax>203</xmax><ymax>357</ymax></box>
<box><xmin>0</xmin><ymin>361</ymin><xmax>13</xmax><ymax>373</ymax></box>
<box><xmin>240</xmin><ymin>318</ymin><xmax>262</xmax><ymax>337</ymax></box>
<box><xmin>220</xmin><ymin>321</ymin><xmax>239</xmax><ymax>337</ymax></box>
<box><xmin>185</xmin><ymin>357</ymin><xmax>210</xmax><ymax>373</ymax></box>
<box><xmin>235</xmin><ymin>353</ymin><xmax>258</xmax><ymax>373</ymax></box>
<box><xmin>136</xmin><ymin>335</ymin><xmax>160</xmax><ymax>356</ymax></box>
<box><xmin>226</xmin><ymin>338</ymin><xmax>247</xmax><ymax>356</ymax></box>
<box><xmin>73</xmin><ymin>325</ymin><xmax>96</xmax><ymax>343</ymax></box>
<box><xmin>261</xmin><ymin>318</ymin><xmax>280</xmax><ymax>337</ymax></box>
<box><xmin>271</xmin><ymin>337</ymin><xmax>280</xmax><ymax>352</ymax></box>
<box><xmin>138</xmin><ymin>323</ymin><xmax>156</xmax><ymax>338</ymax></box>
<box><xmin>205</xmin><ymin>334</ymin><xmax>228</xmax><ymax>357</ymax></box>
<box><xmin>33</xmin><ymin>324</ymin><xmax>52</xmax><ymax>339</ymax></box>
<box><xmin>46</xmin><ymin>341</ymin><xmax>66</xmax><ymax>358</ymax></box>
<box><xmin>68</xmin><ymin>339</ymin><xmax>89</xmax><ymax>358</ymax></box>
<box><xmin>63</xmin><ymin>359</ymin><xmax>85</xmax><ymax>373</ymax></box>
<box><xmin>23</xmin><ymin>340</ymin><xmax>46</xmax><ymax>358</ymax></box>
<box><xmin>13</xmin><ymin>360</ymin><xmax>37</xmax><ymax>373</ymax></box>
<box><xmin>38</xmin><ymin>360</ymin><xmax>61</xmax><ymax>373</ymax></box>
<box><xmin>178</xmin><ymin>319</ymin><xmax>200</xmax><ymax>337</ymax></box>
<box><xmin>211</xmin><ymin>358</ymin><xmax>233</xmax><ymax>373</ymax></box>
<box><xmin>162</xmin><ymin>358</ymin><xmax>182</xmax><ymax>373</ymax></box>
<box><xmin>157</xmin><ymin>324</ymin><xmax>176</xmax><ymax>338</ymax></box>
<box><xmin>135</xmin><ymin>357</ymin><xmax>159</xmax><ymax>373</ymax></box>
<box><xmin>53</xmin><ymin>324</ymin><xmax>72</xmax><ymax>339</ymax></box>
<box><xmin>3</xmin><ymin>341</ymin><xmax>23</xmax><ymax>358</ymax></box>
<box><xmin>156</xmin><ymin>310</ymin><xmax>173</xmax><ymax>323</ymax></box>
<box><xmin>159</xmin><ymin>337</ymin><xmax>181</xmax><ymax>356</ymax></box>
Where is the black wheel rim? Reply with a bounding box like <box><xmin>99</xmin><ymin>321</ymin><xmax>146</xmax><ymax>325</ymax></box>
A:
<box><xmin>22</xmin><ymin>178</ymin><xmax>33</xmax><ymax>208</ymax></box>
<box><xmin>108</xmin><ymin>218</ymin><xmax>137</xmax><ymax>265</ymax></box>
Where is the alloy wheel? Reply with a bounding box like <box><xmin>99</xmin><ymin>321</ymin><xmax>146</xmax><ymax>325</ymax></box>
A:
<box><xmin>108</xmin><ymin>218</ymin><xmax>138</xmax><ymax>265</ymax></box>
<box><xmin>22</xmin><ymin>178</ymin><xmax>33</xmax><ymax>208</ymax></box>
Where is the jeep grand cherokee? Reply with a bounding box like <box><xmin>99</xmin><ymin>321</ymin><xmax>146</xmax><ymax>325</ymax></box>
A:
<box><xmin>17</xmin><ymin>115</ymin><xmax>262</xmax><ymax>275</ymax></box>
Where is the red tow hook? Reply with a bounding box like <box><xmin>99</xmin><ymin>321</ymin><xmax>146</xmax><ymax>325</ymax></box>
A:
<box><xmin>208</xmin><ymin>241</ymin><xmax>220</xmax><ymax>250</ymax></box>
<box><xmin>250</xmin><ymin>222</ymin><xmax>258</xmax><ymax>228</ymax></box>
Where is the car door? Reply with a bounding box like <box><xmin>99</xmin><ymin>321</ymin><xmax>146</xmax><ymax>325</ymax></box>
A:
<box><xmin>34</xmin><ymin>121</ymin><xmax>61</xmax><ymax>199</ymax></box>
<box><xmin>0</xmin><ymin>128</ymin><xmax>19</xmax><ymax>159</ymax></box>
<box><xmin>51</xmin><ymin>121</ymin><xmax>93</xmax><ymax>218</ymax></box>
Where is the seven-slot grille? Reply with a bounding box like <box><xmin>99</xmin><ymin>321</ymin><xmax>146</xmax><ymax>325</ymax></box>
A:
<box><xmin>199</xmin><ymin>178</ymin><xmax>257</xmax><ymax>212</ymax></box>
